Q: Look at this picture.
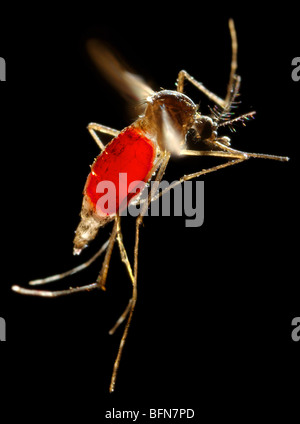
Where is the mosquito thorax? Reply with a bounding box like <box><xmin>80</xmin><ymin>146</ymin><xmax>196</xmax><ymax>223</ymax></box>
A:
<box><xmin>142</xmin><ymin>90</ymin><xmax>197</xmax><ymax>135</ymax></box>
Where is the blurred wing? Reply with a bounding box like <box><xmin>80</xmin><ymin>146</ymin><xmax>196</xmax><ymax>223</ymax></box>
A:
<box><xmin>86</xmin><ymin>39</ymin><xmax>154</xmax><ymax>110</ymax></box>
<box><xmin>154</xmin><ymin>105</ymin><xmax>186</xmax><ymax>156</ymax></box>
<box><xmin>160</xmin><ymin>106</ymin><xmax>185</xmax><ymax>156</ymax></box>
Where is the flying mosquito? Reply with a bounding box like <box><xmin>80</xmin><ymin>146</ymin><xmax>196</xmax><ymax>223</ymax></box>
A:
<box><xmin>12</xmin><ymin>19</ymin><xmax>289</xmax><ymax>392</ymax></box>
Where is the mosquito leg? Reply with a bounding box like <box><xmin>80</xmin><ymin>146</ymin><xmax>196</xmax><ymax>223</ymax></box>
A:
<box><xmin>177</xmin><ymin>70</ymin><xmax>226</xmax><ymax>108</ymax></box>
<box><xmin>179</xmin><ymin>149</ymin><xmax>247</xmax><ymax>160</ymax></box>
<box><xmin>106</xmin><ymin>216</ymin><xmax>139</xmax><ymax>389</ymax></box>
<box><xmin>177</xmin><ymin>19</ymin><xmax>240</xmax><ymax>113</ymax></box>
<box><xmin>179</xmin><ymin>158</ymin><xmax>246</xmax><ymax>182</ymax></box>
<box><xmin>139</xmin><ymin>153</ymin><xmax>171</xmax><ymax>221</ymax></box>
<box><xmin>116</xmin><ymin>215</ymin><xmax>134</xmax><ymax>284</ymax></box>
<box><xmin>87</xmin><ymin>122</ymin><xmax>120</xmax><ymax>151</ymax></box>
<box><xmin>109</xmin><ymin>222</ymin><xmax>139</xmax><ymax>392</ymax></box>
<box><xmin>108</xmin><ymin>216</ymin><xmax>135</xmax><ymax>336</ymax></box>
<box><xmin>225</xmin><ymin>19</ymin><xmax>238</xmax><ymax>107</ymax></box>
<box><xmin>12</xmin><ymin>282</ymin><xmax>99</xmax><ymax>297</ymax></box>
<box><xmin>151</xmin><ymin>158</ymin><xmax>247</xmax><ymax>203</ymax></box>
<box><xmin>151</xmin><ymin>142</ymin><xmax>288</xmax><ymax>205</ymax></box>
<box><xmin>25</xmin><ymin>239</ymin><xmax>109</xmax><ymax>287</ymax></box>
<box><xmin>206</xmin><ymin>139</ymin><xmax>289</xmax><ymax>162</ymax></box>
<box><xmin>12</xmin><ymin>221</ymin><xmax>119</xmax><ymax>297</ymax></box>
<box><xmin>109</xmin><ymin>155</ymin><xmax>169</xmax><ymax>393</ymax></box>
<box><xmin>108</xmin><ymin>156</ymin><xmax>169</xmax><ymax>336</ymax></box>
<box><xmin>95</xmin><ymin>218</ymin><xmax>119</xmax><ymax>290</ymax></box>
<box><xmin>109</xmin><ymin>275</ymin><xmax>137</xmax><ymax>393</ymax></box>
<box><xmin>109</xmin><ymin>298</ymin><xmax>133</xmax><ymax>336</ymax></box>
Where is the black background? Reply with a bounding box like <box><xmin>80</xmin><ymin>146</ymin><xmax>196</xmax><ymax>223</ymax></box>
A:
<box><xmin>0</xmin><ymin>3</ymin><xmax>299</xmax><ymax>421</ymax></box>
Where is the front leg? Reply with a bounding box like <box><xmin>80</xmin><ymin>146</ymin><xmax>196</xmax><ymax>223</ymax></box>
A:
<box><xmin>177</xmin><ymin>70</ymin><xmax>226</xmax><ymax>109</ymax></box>
<box><xmin>177</xmin><ymin>20</ymin><xmax>240</xmax><ymax>113</ymax></box>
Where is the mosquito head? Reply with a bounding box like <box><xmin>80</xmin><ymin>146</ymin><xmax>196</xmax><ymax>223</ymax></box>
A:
<box><xmin>192</xmin><ymin>114</ymin><xmax>219</xmax><ymax>142</ymax></box>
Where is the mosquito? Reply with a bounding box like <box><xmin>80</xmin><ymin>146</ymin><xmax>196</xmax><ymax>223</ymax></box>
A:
<box><xmin>12</xmin><ymin>19</ymin><xmax>289</xmax><ymax>392</ymax></box>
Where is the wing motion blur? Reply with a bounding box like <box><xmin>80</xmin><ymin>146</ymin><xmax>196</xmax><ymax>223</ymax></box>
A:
<box><xmin>86</xmin><ymin>40</ymin><xmax>185</xmax><ymax>155</ymax></box>
<box><xmin>86</xmin><ymin>39</ymin><xmax>154</xmax><ymax>113</ymax></box>
<box><xmin>159</xmin><ymin>106</ymin><xmax>185</xmax><ymax>156</ymax></box>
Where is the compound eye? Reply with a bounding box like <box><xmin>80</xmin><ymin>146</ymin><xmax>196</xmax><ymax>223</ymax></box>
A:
<box><xmin>201</xmin><ymin>121</ymin><xmax>213</xmax><ymax>140</ymax></box>
<box><xmin>186</xmin><ymin>128</ymin><xmax>197</xmax><ymax>145</ymax></box>
<box><xmin>195</xmin><ymin>117</ymin><xmax>214</xmax><ymax>141</ymax></box>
